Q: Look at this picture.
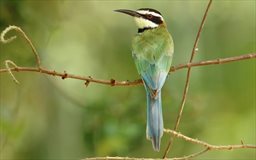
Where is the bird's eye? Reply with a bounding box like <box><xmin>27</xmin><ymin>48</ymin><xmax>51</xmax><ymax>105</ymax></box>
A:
<box><xmin>147</xmin><ymin>14</ymin><xmax>153</xmax><ymax>19</ymax></box>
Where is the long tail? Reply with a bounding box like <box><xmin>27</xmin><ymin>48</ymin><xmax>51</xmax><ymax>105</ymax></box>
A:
<box><xmin>146</xmin><ymin>90</ymin><xmax>163</xmax><ymax>151</ymax></box>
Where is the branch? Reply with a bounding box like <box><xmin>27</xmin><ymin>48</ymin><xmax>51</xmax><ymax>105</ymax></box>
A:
<box><xmin>171</xmin><ymin>148</ymin><xmax>209</xmax><ymax>160</ymax></box>
<box><xmin>1</xmin><ymin>24</ymin><xmax>255</xmax><ymax>88</ymax></box>
<box><xmin>82</xmin><ymin>129</ymin><xmax>256</xmax><ymax>160</ymax></box>
<box><xmin>83</xmin><ymin>157</ymin><xmax>167</xmax><ymax>160</ymax></box>
<box><xmin>163</xmin><ymin>129</ymin><xmax>256</xmax><ymax>150</ymax></box>
<box><xmin>163</xmin><ymin>0</ymin><xmax>213</xmax><ymax>157</ymax></box>
<box><xmin>0</xmin><ymin>53</ymin><xmax>255</xmax><ymax>86</ymax></box>
<box><xmin>1</xmin><ymin>25</ymin><xmax>41</xmax><ymax>69</ymax></box>
<box><xmin>4</xmin><ymin>60</ymin><xmax>20</xmax><ymax>84</ymax></box>
<box><xmin>169</xmin><ymin>53</ymin><xmax>256</xmax><ymax>72</ymax></box>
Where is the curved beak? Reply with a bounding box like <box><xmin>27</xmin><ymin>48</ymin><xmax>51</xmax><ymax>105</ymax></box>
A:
<box><xmin>114</xmin><ymin>9</ymin><xmax>141</xmax><ymax>17</ymax></box>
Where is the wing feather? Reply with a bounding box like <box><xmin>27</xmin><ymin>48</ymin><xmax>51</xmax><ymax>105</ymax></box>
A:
<box><xmin>132</xmin><ymin>26</ymin><xmax>174</xmax><ymax>96</ymax></box>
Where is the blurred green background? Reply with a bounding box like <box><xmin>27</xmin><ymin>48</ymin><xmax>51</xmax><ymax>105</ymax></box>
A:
<box><xmin>0</xmin><ymin>0</ymin><xmax>255</xmax><ymax>159</ymax></box>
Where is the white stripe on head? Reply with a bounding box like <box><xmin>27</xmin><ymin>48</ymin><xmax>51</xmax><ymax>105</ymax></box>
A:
<box><xmin>134</xmin><ymin>10</ymin><xmax>163</xmax><ymax>29</ymax></box>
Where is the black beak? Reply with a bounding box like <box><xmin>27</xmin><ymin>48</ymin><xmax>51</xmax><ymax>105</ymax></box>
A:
<box><xmin>114</xmin><ymin>9</ymin><xmax>141</xmax><ymax>17</ymax></box>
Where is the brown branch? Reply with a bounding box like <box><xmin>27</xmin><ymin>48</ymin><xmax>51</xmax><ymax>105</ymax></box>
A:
<box><xmin>0</xmin><ymin>66</ymin><xmax>143</xmax><ymax>86</ymax></box>
<box><xmin>172</xmin><ymin>148</ymin><xmax>210</xmax><ymax>160</ymax></box>
<box><xmin>82</xmin><ymin>129</ymin><xmax>256</xmax><ymax>160</ymax></box>
<box><xmin>83</xmin><ymin>157</ymin><xmax>168</xmax><ymax>160</ymax></box>
<box><xmin>163</xmin><ymin>129</ymin><xmax>256</xmax><ymax>150</ymax></box>
<box><xmin>169</xmin><ymin>53</ymin><xmax>256</xmax><ymax>72</ymax></box>
<box><xmin>0</xmin><ymin>25</ymin><xmax>255</xmax><ymax>88</ymax></box>
<box><xmin>4</xmin><ymin>60</ymin><xmax>20</xmax><ymax>84</ymax></box>
<box><xmin>0</xmin><ymin>53</ymin><xmax>255</xmax><ymax>86</ymax></box>
<box><xmin>163</xmin><ymin>0</ymin><xmax>213</xmax><ymax>157</ymax></box>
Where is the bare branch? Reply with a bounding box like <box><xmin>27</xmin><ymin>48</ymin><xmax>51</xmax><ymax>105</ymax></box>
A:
<box><xmin>169</xmin><ymin>53</ymin><xmax>256</xmax><ymax>72</ymax></box>
<box><xmin>82</xmin><ymin>129</ymin><xmax>256</xmax><ymax>160</ymax></box>
<box><xmin>83</xmin><ymin>157</ymin><xmax>168</xmax><ymax>160</ymax></box>
<box><xmin>0</xmin><ymin>25</ymin><xmax>255</xmax><ymax>88</ymax></box>
<box><xmin>171</xmin><ymin>148</ymin><xmax>210</xmax><ymax>160</ymax></box>
<box><xmin>0</xmin><ymin>53</ymin><xmax>255</xmax><ymax>86</ymax></box>
<box><xmin>0</xmin><ymin>66</ymin><xmax>143</xmax><ymax>86</ymax></box>
<box><xmin>166</xmin><ymin>128</ymin><xmax>256</xmax><ymax>160</ymax></box>
<box><xmin>163</xmin><ymin>0</ymin><xmax>213</xmax><ymax>157</ymax></box>
<box><xmin>0</xmin><ymin>25</ymin><xmax>41</xmax><ymax>69</ymax></box>
<box><xmin>4</xmin><ymin>60</ymin><xmax>20</xmax><ymax>84</ymax></box>
<box><xmin>163</xmin><ymin>129</ymin><xmax>256</xmax><ymax>150</ymax></box>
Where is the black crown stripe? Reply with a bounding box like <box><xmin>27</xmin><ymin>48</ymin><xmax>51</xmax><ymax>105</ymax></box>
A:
<box><xmin>137</xmin><ymin>8</ymin><xmax>162</xmax><ymax>15</ymax></box>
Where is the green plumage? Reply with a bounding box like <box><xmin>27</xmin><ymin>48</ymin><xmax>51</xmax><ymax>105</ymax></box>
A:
<box><xmin>132</xmin><ymin>25</ymin><xmax>174</xmax><ymax>91</ymax></box>
<box><xmin>132</xmin><ymin>24</ymin><xmax>174</xmax><ymax>151</ymax></box>
<box><xmin>114</xmin><ymin>8</ymin><xmax>174</xmax><ymax>151</ymax></box>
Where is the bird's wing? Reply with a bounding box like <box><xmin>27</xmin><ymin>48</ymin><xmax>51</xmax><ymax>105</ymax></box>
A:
<box><xmin>132</xmin><ymin>52</ymin><xmax>172</xmax><ymax>93</ymax></box>
<box><xmin>132</xmin><ymin>27</ymin><xmax>174</xmax><ymax>95</ymax></box>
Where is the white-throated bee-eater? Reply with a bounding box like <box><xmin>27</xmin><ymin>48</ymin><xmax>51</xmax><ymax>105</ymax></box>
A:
<box><xmin>115</xmin><ymin>8</ymin><xmax>174</xmax><ymax>151</ymax></box>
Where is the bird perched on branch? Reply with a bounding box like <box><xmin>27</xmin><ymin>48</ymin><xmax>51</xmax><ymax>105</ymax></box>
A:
<box><xmin>115</xmin><ymin>8</ymin><xmax>174</xmax><ymax>151</ymax></box>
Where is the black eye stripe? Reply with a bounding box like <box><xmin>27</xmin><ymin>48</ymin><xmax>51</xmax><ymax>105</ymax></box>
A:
<box><xmin>139</xmin><ymin>14</ymin><xmax>163</xmax><ymax>25</ymax></box>
<box><xmin>151</xmin><ymin>16</ymin><xmax>163</xmax><ymax>24</ymax></box>
<box><xmin>147</xmin><ymin>14</ymin><xmax>153</xmax><ymax>18</ymax></box>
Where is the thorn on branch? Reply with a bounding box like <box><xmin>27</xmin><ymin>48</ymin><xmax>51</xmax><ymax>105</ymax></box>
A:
<box><xmin>61</xmin><ymin>71</ymin><xmax>68</xmax><ymax>79</ymax></box>
<box><xmin>85</xmin><ymin>80</ymin><xmax>90</xmax><ymax>87</ymax></box>
<box><xmin>110</xmin><ymin>78</ymin><xmax>116</xmax><ymax>86</ymax></box>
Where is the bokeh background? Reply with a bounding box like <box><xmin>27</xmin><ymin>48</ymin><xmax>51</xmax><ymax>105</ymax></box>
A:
<box><xmin>0</xmin><ymin>0</ymin><xmax>255</xmax><ymax>159</ymax></box>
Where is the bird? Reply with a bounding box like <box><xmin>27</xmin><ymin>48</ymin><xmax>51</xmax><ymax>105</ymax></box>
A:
<box><xmin>114</xmin><ymin>8</ymin><xmax>174</xmax><ymax>151</ymax></box>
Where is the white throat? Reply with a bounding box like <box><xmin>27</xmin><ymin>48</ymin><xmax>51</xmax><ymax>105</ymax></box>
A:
<box><xmin>134</xmin><ymin>17</ymin><xmax>158</xmax><ymax>29</ymax></box>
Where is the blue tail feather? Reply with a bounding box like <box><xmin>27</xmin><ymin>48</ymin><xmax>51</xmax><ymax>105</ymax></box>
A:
<box><xmin>146</xmin><ymin>90</ymin><xmax>163</xmax><ymax>151</ymax></box>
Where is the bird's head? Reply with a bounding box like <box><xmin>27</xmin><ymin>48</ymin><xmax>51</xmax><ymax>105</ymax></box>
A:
<box><xmin>115</xmin><ymin>8</ymin><xmax>165</xmax><ymax>33</ymax></box>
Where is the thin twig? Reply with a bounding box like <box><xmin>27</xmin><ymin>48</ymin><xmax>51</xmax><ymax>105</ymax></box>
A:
<box><xmin>0</xmin><ymin>25</ymin><xmax>41</xmax><ymax>69</ymax></box>
<box><xmin>83</xmin><ymin>146</ymin><xmax>255</xmax><ymax>160</ymax></box>
<box><xmin>82</xmin><ymin>128</ymin><xmax>256</xmax><ymax>160</ymax></box>
<box><xmin>164</xmin><ymin>129</ymin><xmax>256</xmax><ymax>150</ymax></box>
<box><xmin>84</xmin><ymin>157</ymin><xmax>168</xmax><ymax>160</ymax></box>
<box><xmin>0</xmin><ymin>53</ymin><xmax>255</xmax><ymax>86</ymax></box>
<box><xmin>1</xmin><ymin>25</ymin><xmax>255</xmax><ymax>88</ymax></box>
<box><xmin>163</xmin><ymin>0</ymin><xmax>213</xmax><ymax>158</ymax></box>
<box><xmin>0</xmin><ymin>66</ymin><xmax>142</xmax><ymax>86</ymax></box>
<box><xmin>4</xmin><ymin>60</ymin><xmax>20</xmax><ymax>84</ymax></box>
<box><xmin>169</xmin><ymin>53</ymin><xmax>256</xmax><ymax>72</ymax></box>
<box><xmin>171</xmin><ymin>148</ymin><xmax>210</xmax><ymax>160</ymax></box>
